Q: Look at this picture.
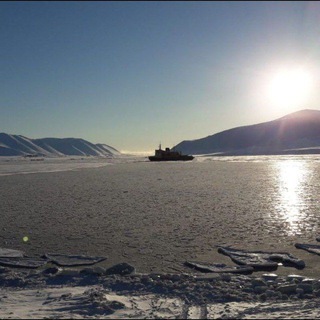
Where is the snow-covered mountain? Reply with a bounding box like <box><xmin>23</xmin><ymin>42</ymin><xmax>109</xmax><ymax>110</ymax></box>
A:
<box><xmin>0</xmin><ymin>133</ymin><xmax>121</xmax><ymax>157</ymax></box>
<box><xmin>173</xmin><ymin>109</ymin><xmax>320</xmax><ymax>155</ymax></box>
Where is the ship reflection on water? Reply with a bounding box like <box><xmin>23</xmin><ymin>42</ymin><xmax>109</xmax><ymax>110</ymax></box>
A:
<box><xmin>274</xmin><ymin>160</ymin><xmax>311</xmax><ymax>236</ymax></box>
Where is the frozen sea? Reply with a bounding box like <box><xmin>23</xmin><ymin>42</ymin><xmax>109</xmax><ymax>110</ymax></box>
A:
<box><xmin>1</xmin><ymin>154</ymin><xmax>320</xmax><ymax>277</ymax></box>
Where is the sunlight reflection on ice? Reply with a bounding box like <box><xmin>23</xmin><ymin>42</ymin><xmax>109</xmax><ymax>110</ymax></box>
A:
<box><xmin>274</xmin><ymin>160</ymin><xmax>310</xmax><ymax>236</ymax></box>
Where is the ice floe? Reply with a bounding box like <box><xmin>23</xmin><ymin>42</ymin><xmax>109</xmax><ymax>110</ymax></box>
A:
<box><xmin>217</xmin><ymin>246</ymin><xmax>305</xmax><ymax>270</ymax></box>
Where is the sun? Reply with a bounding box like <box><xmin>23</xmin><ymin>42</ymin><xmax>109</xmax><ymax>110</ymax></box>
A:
<box><xmin>267</xmin><ymin>67</ymin><xmax>313</xmax><ymax>108</ymax></box>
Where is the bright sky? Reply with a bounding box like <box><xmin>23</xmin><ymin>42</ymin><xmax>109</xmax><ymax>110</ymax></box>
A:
<box><xmin>1</xmin><ymin>1</ymin><xmax>320</xmax><ymax>153</ymax></box>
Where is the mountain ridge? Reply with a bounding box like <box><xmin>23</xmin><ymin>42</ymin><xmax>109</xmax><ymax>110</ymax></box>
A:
<box><xmin>173</xmin><ymin>109</ymin><xmax>320</xmax><ymax>155</ymax></box>
<box><xmin>0</xmin><ymin>133</ymin><xmax>120</xmax><ymax>157</ymax></box>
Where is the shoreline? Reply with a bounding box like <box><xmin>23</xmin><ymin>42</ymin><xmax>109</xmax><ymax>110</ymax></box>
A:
<box><xmin>1</xmin><ymin>265</ymin><xmax>320</xmax><ymax>318</ymax></box>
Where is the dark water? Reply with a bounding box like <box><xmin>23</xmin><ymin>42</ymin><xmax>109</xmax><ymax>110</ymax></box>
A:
<box><xmin>1</xmin><ymin>155</ymin><xmax>320</xmax><ymax>276</ymax></box>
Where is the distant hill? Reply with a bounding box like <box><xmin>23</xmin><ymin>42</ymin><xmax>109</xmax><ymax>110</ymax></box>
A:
<box><xmin>173</xmin><ymin>109</ymin><xmax>320</xmax><ymax>155</ymax></box>
<box><xmin>0</xmin><ymin>133</ymin><xmax>121</xmax><ymax>157</ymax></box>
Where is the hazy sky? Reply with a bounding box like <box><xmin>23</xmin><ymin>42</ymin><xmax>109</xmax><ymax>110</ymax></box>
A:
<box><xmin>2</xmin><ymin>1</ymin><xmax>320</xmax><ymax>153</ymax></box>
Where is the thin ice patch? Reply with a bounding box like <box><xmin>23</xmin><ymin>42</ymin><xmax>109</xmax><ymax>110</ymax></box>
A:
<box><xmin>44</xmin><ymin>253</ymin><xmax>107</xmax><ymax>267</ymax></box>
<box><xmin>184</xmin><ymin>261</ymin><xmax>254</xmax><ymax>274</ymax></box>
<box><xmin>295</xmin><ymin>243</ymin><xmax>320</xmax><ymax>256</ymax></box>
<box><xmin>0</xmin><ymin>248</ymin><xmax>24</xmax><ymax>258</ymax></box>
<box><xmin>0</xmin><ymin>257</ymin><xmax>48</xmax><ymax>269</ymax></box>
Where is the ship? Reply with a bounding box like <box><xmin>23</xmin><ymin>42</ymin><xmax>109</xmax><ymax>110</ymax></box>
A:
<box><xmin>148</xmin><ymin>144</ymin><xmax>194</xmax><ymax>161</ymax></box>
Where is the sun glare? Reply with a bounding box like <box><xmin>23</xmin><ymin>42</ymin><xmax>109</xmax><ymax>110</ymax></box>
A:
<box><xmin>274</xmin><ymin>160</ymin><xmax>310</xmax><ymax>235</ymax></box>
<box><xmin>267</xmin><ymin>67</ymin><xmax>313</xmax><ymax>108</ymax></box>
